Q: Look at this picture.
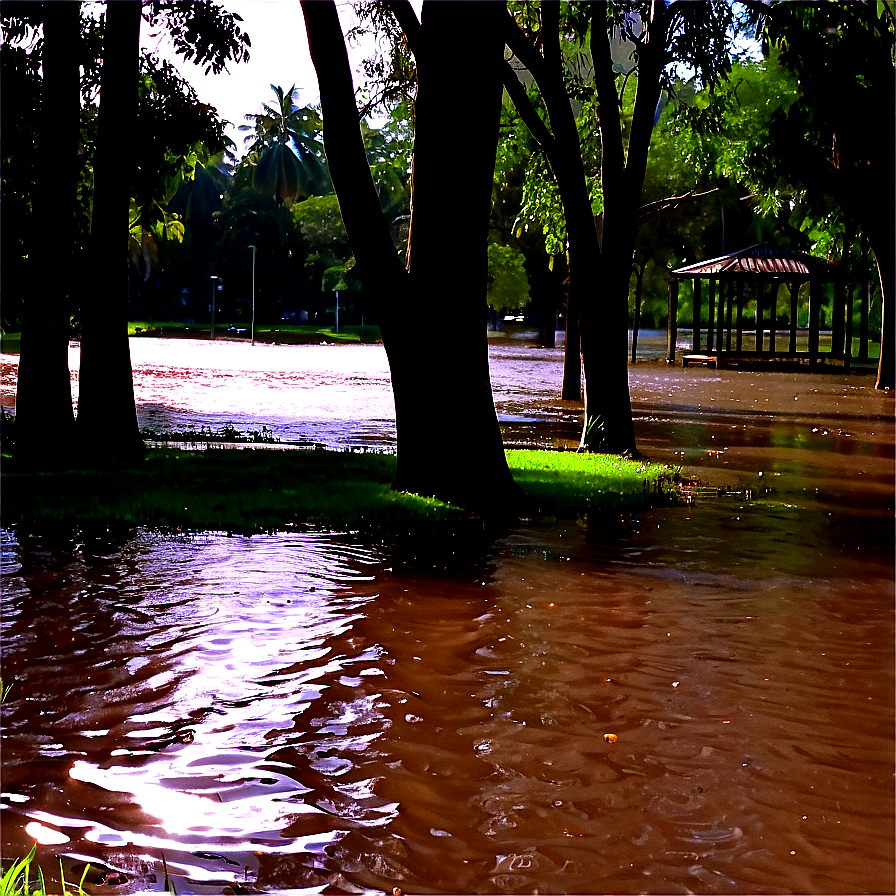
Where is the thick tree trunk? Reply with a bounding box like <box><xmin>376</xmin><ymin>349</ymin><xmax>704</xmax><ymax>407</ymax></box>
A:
<box><xmin>14</xmin><ymin>0</ymin><xmax>79</xmax><ymax>469</ymax></box>
<box><xmin>503</xmin><ymin>4</ymin><xmax>636</xmax><ymax>452</ymax></box>
<box><xmin>871</xmin><ymin>238</ymin><xmax>894</xmax><ymax>390</ymax></box>
<box><xmin>578</xmin><ymin>225</ymin><xmax>636</xmax><ymax>453</ymax></box>
<box><xmin>393</xmin><ymin>1</ymin><xmax>518</xmax><ymax>507</ymax></box>
<box><xmin>76</xmin><ymin>0</ymin><xmax>144</xmax><ymax>460</ymax></box>
<box><xmin>561</xmin><ymin>285</ymin><xmax>582</xmax><ymax>400</ymax></box>
<box><xmin>579</xmin><ymin>4</ymin><xmax>645</xmax><ymax>454</ymax></box>
<box><xmin>302</xmin><ymin>0</ymin><xmax>520</xmax><ymax>511</ymax></box>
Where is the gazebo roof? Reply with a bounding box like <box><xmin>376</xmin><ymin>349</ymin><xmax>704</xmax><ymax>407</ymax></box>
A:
<box><xmin>671</xmin><ymin>243</ymin><xmax>838</xmax><ymax>280</ymax></box>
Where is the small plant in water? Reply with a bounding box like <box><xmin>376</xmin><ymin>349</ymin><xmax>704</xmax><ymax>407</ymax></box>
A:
<box><xmin>582</xmin><ymin>414</ymin><xmax>609</xmax><ymax>451</ymax></box>
<box><xmin>0</xmin><ymin>836</ymin><xmax>89</xmax><ymax>894</ymax></box>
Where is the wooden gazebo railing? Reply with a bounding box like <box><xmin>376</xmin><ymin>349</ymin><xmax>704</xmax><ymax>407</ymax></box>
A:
<box><xmin>666</xmin><ymin>243</ymin><xmax>848</xmax><ymax>369</ymax></box>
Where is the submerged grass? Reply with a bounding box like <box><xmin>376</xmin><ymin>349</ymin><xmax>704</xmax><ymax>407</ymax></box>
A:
<box><xmin>506</xmin><ymin>449</ymin><xmax>676</xmax><ymax>517</ymax></box>
<box><xmin>1</xmin><ymin>446</ymin><xmax>676</xmax><ymax>536</ymax></box>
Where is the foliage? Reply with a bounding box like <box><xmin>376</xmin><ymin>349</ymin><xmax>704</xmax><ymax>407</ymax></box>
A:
<box><xmin>293</xmin><ymin>194</ymin><xmax>355</xmax><ymax>284</ymax></box>
<box><xmin>744</xmin><ymin>2</ymin><xmax>893</xmax><ymax>232</ymax></box>
<box><xmin>239</xmin><ymin>84</ymin><xmax>330</xmax><ymax>203</ymax></box>
<box><xmin>210</xmin><ymin>182</ymin><xmax>302</xmax><ymax>320</ymax></box>
<box><xmin>130</xmin><ymin>53</ymin><xmax>229</xmax><ymax>233</ymax></box>
<box><xmin>487</xmin><ymin>243</ymin><xmax>531</xmax><ymax>314</ymax></box>
<box><xmin>0</xmin><ymin>3</ymin><xmax>243</xmax><ymax>331</ymax></box>
<box><xmin>629</xmin><ymin>56</ymin><xmax>798</xmax><ymax>323</ymax></box>
<box><xmin>0</xmin><ymin>32</ymin><xmax>40</xmax><ymax>331</ymax></box>
<box><xmin>0</xmin><ymin>845</ymin><xmax>90</xmax><ymax>896</ymax></box>
<box><xmin>0</xmin><ymin>845</ymin><xmax>44</xmax><ymax>896</ymax></box>
<box><xmin>322</xmin><ymin>260</ymin><xmax>362</xmax><ymax>294</ymax></box>
<box><xmin>361</xmin><ymin>98</ymin><xmax>413</xmax><ymax>224</ymax></box>
<box><xmin>143</xmin><ymin>0</ymin><xmax>251</xmax><ymax>76</ymax></box>
<box><xmin>347</xmin><ymin>2</ymin><xmax>417</xmax><ymax>117</ymax></box>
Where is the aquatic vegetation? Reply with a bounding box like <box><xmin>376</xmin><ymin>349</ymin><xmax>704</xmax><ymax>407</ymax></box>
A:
<box><xmin>0</xmin><ymin>845</ymin><xmax>89</xmax><ymax>896</ymax></box>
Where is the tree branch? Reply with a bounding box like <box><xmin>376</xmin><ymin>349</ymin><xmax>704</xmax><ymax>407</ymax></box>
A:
<box><xmin>300</xmin><ymin>0</ymin><xmax>403</xmax><ymax>285</ymax></box>
<box><xmin>591</xmin><ymin>3</ymin><xmax>625</xmax><ymax>191</ymax></box>
<box><xmin>384</xmin><ymin>0</ymin><xmax>423</xmax><ymax>59</ymax></box>
<box><xmin>500</xmin><ymin>60</ymin><xmax>554</xmax><ymax>152</ymax></box>
<box><xmin>636</xmin><ymin>188</ymin><xmax>718</xmax><ymax>227</ymax></box>
<box><xmin>502</xmin><ymin>8</ymin><xmax>550</xmax><ymax>86</ymax></box>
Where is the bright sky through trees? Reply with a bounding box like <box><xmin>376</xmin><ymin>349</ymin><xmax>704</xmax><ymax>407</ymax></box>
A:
<box><xmin>139</xmin><ymin>0</ymin><xmax>382</xmax><ymax>147</ymax></box>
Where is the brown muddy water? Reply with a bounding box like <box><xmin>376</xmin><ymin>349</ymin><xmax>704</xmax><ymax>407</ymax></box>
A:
<box><xmin>1</xmin><ymin>334</ymin><xmax>894</xmax><ymax>895</ymax></box>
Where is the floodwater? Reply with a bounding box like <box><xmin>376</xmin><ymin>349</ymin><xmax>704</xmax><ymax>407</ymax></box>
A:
<box><xmin>1</xmin><ymin>333</ymin><xmax>894</xmax><ymax>895</ymax></box>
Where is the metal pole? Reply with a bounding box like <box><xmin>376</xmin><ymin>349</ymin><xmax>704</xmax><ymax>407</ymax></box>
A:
<box><xmin>209</xmin><ymin>275</ymin><xmax>218</xmax><ymax>340</ymax></box>
<box><xmin>335</xmin><ymin>290</ymin><xmax>340</xmax><ymax>334</ymax></box>
<box><xmin>248</xmin><ymin>245</ymin><xmax>257</xmax><ymax>345</ymax></box>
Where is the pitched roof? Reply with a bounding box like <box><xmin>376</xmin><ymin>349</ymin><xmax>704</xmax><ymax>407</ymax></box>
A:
<box><xmin>671</xmin><ymin>243</ymin><xmax>838</xmax><ymax>280</ymax></box>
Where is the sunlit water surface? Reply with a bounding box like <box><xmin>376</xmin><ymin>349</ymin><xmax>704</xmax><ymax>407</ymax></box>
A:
<box><xmin>1</xmin><ymin>334</ymin><xmax>893</xmax><ymax>894</ymax></box>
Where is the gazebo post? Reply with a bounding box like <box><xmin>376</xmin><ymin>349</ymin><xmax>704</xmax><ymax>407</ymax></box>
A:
<box><xmin>692</xmin><ymin>278</ymin><xmax>702</xmax><ymax>353</ymax></box>
<box><xmin>666</xmin><ymin>277</ymin><xmax>678</xmax><ymax>363</ymax></box>
<box><xmin>735</xmin><ymin>280</ymin><xmax>744</xmax><ymax>351</ymax></box>
<box><xmin>844</xmin><ymin>275</ymin><xmax>853</xmax><ymax>371</ymax></box>
<box><xmin>769</xmin><ymin>282</ymin><xmax>779</xmax><ymax>354</ymax></box>
<box><xmin>717</xmin><ymin>279</ymin><xmax>727</xmax><ymax>359</ymax></box>
<box><xmin>808</xmin><ymin>279</ymin><xmax>821</xmax><ymax>368</ymax></box>
<box><xmin>860</xmin><ymin>237</ymin><xmax>870</xmax><ymax>360</ymax></box>
<box><xmin>725</xmin><ymin>280</ymin><xmax>733</xmax><ymax>350</ymax></box>
<box><xmin>756</xmin><ymin>282</ymin><xmax>764</xmax><ymax>353</ymax></box>
<box><xmin>707</xmin><ymin>279</ymin><xmax>715</xmax><ymax>353</ymax></box>
<box><xmin>789</xmin><ymin>282</ymin><xmax>799</xmax><ymax>353</ymax></box>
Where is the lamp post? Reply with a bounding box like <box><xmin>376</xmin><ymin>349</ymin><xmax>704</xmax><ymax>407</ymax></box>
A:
<box><xmin>248</xmin><ymin>245</ymin><xmax>257</xmax><ymax>345</ymax></box>
<box><xmin>209</xmin><ymin>275</ymin><xmax>219</xmax><ymax>340</ymax></box>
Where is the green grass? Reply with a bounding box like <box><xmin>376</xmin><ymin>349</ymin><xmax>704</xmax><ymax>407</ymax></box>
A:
<box><xmin>1</xmin><ymin>447</ymin><xmax>676</xmax><ymax>536</ymax></box>
<box><xmin>127</xmin><ymin>321</ymin><xmax>381</xmax><ymax>344</ymax></box>
<box><xmin>0</xmin><ymin>332</ymin><xmax>21</xmax><ymax>354</ymax></box>
<box><xmin>0</xmin><ymin>844</ymin><xmax>89</xmax><ymax>896</ymax></box>
<box><xmin>507</xmin><ymin>448</ymin><xmax>675</xmax><ymax>517</ymax></box>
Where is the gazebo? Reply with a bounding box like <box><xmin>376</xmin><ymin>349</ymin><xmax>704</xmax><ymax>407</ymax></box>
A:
<box><xmin>665</xmin><ymin>242</ymin><xmax>845</xmax><ymax>369</ymax></box>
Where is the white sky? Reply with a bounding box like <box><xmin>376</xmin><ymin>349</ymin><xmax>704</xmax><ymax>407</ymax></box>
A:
<box><xmin>140</xmin><ymin>0</ymin><xmax>389</xmax><ymax>152</ymax></box>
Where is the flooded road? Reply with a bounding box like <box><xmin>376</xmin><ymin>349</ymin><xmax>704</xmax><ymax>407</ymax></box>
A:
<box><xmin>1</xmin><ymin>334</ymin><xmax>893</xmax><ymax>894</ymax></box>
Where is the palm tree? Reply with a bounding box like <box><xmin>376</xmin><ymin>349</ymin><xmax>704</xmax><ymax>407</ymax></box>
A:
<box><xmin>240</xmin><ymin>84</ymin><xmax>330</xmax><ymax>204</ymax></box>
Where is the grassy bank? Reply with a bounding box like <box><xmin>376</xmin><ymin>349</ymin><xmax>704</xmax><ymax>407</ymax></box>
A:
<box><xmin>1</xmin><ymin>447</ymin><xmax>676</xmax><ymax>536</ymax></box>
<box><xmin>128</xmin><ymin>321</ymin><xmax>382</xmax><ymax>344</ymax></box>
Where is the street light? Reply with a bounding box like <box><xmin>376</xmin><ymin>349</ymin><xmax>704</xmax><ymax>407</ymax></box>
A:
<box><xmin>248</xmin><ymin>245</ymin><xmax>257</xmax><ymax>346</ymax></box>
<box><xmin>209</xmin><ymin>275</ymin><xmax>219</xmax><ymax>340</ymax></box>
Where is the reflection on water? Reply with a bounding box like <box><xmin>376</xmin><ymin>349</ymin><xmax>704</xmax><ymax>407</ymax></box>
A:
<box><xmin>1</xmin><ymin>332</ymin><xmax>894</xmax><ymax>894</ymax></box>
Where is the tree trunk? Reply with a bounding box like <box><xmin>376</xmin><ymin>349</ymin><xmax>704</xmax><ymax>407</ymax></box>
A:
<box><xmin>871</xmin><ymin>237</ymin><xmax>894</xmax><ymax>390</ymax></box>
<box><xmin>631</xmin><ymin>260</ymin><xmax>647</xmax><ymax>363</ymax></box>
<box><xmin>394</xmin><ymin>1</ymin><xmax>519</xmax><ymax>507</ymax></box>
<box><xmin>13</xmin><ymin>0</ymin><xmax>79</xmax><ymax>469</ymax></box>
<box><xmin>561</xmin><ymin>281</ymin><xmax>582</xmax><ymax>400</ymax></box>
<box><xmin>302</xmin><ymin>0</ymin><xmax>520</xmax><ymax>511</ymax></box>
<box><xmin>76</xmin><ymin>0</ymin><xmax>145</xmax><ymax>460</ymax></box>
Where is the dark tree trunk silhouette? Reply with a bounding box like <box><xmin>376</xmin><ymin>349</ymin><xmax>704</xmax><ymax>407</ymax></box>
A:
<box><xmin>14</xmin><ymin>1</ymin><xmax>79</xmax><ymax>469</ymax></box>
<box><xmin>302</xmin><ymin>0</ymin><xmax>520</xmax><ymax>511</ymax></box>
<box><xmin>76</xmin><ymin>0</ymin><xmax>144</xmax><ymax>459</ymax></box>
<box><xmin>503</xmin><ymin>6</ymin><xmax>636</xmax><ymax>453</ymax></box>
